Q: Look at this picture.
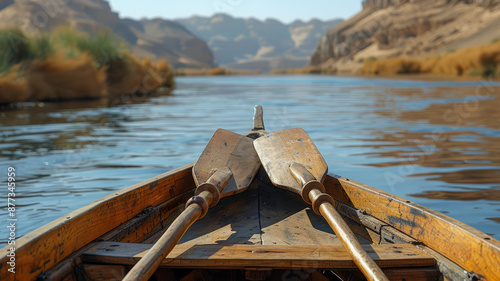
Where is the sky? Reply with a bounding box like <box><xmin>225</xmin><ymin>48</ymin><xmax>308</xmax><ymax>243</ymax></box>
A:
<box><xmin>106</xmin><ymin>0</ymin><xmax>362</xmax><ymax>23</ymax></box>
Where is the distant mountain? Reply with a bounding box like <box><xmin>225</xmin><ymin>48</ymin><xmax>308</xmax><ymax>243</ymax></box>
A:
<box><xmin>0</xmin><ymin>0</ymin><xmax>216</xmax><ymax>68</ymax></box>
<box><xmin>176</xmin><ymin>14</ymin><xmax>343</xmax><ymax>71</ymax></box>
<box><xmin>310</xmin><ymin>0</ymin><xmax>500</xmax><ymax>71</ymax></box>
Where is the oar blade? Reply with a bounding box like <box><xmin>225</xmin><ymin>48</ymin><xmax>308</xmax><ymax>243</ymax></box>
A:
<box><xmin>193</xmin><ymin>129</ymin><xmax>261</xmax><ymax>197</ymax></box>
<box><xmin>253</xmin><ymin>128</ymin><xmax>328</xmax><ymax>194</ymax></box>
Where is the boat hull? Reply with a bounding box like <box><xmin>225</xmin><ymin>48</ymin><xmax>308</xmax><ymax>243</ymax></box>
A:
<box><xmin>1</xmin><ymin>163</ymin><xmax>498</xmax><ymax>281</ymax></box>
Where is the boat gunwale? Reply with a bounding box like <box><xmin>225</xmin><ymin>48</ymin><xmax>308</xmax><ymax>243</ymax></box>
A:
<box><xmin>0</xmin><ymin>163</ymin><xmax>197</xmax><ymax>281</ymax></box>
<box><xmin>326</xmin><ymin>173</ymin><xmax>500</xmax><ymax>281</ymax></box>
<box><xmin>1</xmin><ymin>164</ymin><xmax>499</xmax><ymax>280</ymax></box>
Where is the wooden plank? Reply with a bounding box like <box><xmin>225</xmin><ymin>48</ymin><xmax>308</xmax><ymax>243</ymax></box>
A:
<box><xmin>177</xmin><ymin>179</ymin><xmax>261</xmax><ymax>245</ymax></box>
<box><xmin>73</xmin><ymin>264</ymin><xmax>126</xmax><ymax>281</ymax></box>
<box><xmin>143</xmin><ymin>178</ymin><xmax>261</xmax><ymax>245</ymax></box>
<box><xmin>81</xmin><ymin>242</ymin><xmax>436</xmax><ymax>270</ymax></box>
<box><xmin>258</xmin><ymin>179</ymin><xmax>370</xmax><ymax>246</ymax></box>
<box><xmin>98</xmin><ymin>191</ymin><xmax>192</xmax><ymax>243</ymax></box>
<box><xmin>325</xmin><ymin>173</ymin><xmax>500</xmax><ymax>281</ymax></box>
<box><xmin>0</xmin><ymin>163</ymin><xmax>196</xmax><ymax>281</ymax></box>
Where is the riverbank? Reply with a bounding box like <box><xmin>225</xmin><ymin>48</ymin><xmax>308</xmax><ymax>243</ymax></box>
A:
<box><xmin>175</xmin><ymin>67</ymin><xmax>261</xmax><ymax>76</ymax></box>
<box><xmin>0</xmin><ymin>29</ymin><xmax>175</xmax><ymax>105</ymax></box>
<box><xmin>360</xmin><ymin>41</ymin><xmax>500</xmax><ymax>77</ymax></box>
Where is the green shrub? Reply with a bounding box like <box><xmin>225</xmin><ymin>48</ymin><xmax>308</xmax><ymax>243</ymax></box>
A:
<box><xmin>0</xmin><ymin>29</ymin><xmax>31</xmax><ymax>73</ymax></box>
<box><xmin>29</xmin><ymin>36</ymin><xmax>53</xmax><ymax>59</ymax></box>
<box><xmin>55</xmin><ymin>28</ymin><xmax>120</xmax><ymax>67</ymax></box>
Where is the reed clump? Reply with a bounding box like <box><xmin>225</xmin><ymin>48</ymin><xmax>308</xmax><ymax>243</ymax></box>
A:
<box><xmin>207</xmin><ymin>67</ymin><xmax>228</xmax><ymax>75</ymax></box>
<box><xmin>270</xmin><ymin>65</ymin><xmax>337</xmax><ymax>74</ymax></box>
<box><xmin>0</xmin><ymin>28</ymin><xmax>175</xmax><ymax>105</ymax></box>
<box><xmin>361</xmin><ymin>41</ymin><xmax>500</xmax><ymax>77</ymax></box>
<box><xmin>175</xmin><ymin>67</ymin><xmax>260</xmax><ymax>76</ymax></box>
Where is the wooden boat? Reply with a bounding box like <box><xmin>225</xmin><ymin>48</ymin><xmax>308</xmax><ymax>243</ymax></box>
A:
<box><xmin>1</xmin><ymin>107</ymin><xmax>499</xmax><ymax>281</ymax></box>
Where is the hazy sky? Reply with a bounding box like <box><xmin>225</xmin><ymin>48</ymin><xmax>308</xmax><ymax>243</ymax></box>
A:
<box><xmin>106</xmin><ymin>0</ymin><xmax>362</xmax><ymax>23</ymax></box>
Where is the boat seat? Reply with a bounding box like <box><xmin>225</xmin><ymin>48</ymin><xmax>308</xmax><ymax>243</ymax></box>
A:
<box><xmin>81</xmin><ymin>241</ymin><xmax>436</xmax><ymax>270</ymax></box>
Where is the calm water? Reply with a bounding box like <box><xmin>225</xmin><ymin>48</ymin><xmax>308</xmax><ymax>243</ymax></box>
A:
<box><xmin>1</xmin><ymin>75</ymin><xmax>499</xmax><ymax>243</ymax></box>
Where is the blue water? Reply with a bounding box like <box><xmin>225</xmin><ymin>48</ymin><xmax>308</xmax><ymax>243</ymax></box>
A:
<box><xmin>1</xmin><ymin>75</ymin><xmax>499</xmax><ymax>243</ymax></box>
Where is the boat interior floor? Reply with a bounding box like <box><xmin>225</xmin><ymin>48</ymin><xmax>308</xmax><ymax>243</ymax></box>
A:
<box><xmin>50</xmin><ymin>169</ymin><xmax>456</xmax><ymax>281</ymax></box>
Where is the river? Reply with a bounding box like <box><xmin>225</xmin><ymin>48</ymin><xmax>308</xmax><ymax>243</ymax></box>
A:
<box><xmin>0</xmin><ymin>75</ymin><xmax>499</xmax><ymax>243</ymax></box>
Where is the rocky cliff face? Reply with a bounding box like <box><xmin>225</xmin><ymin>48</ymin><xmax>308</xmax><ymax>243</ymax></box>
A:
<box><xmin>0</xmin><ymin>0</ymin><xmax>216</xmax><ymax>68</ymax></box>
<box><xmin>176</xmin><ymin>14</ymin><xmax>343</xmax><ymax>71</ymax></box>
<box><xmin>310</xmin><ymin>0</ymin><xmax>500</xmax><ymax>69</ymax></box>
<box><xmin>362</xmin><ymin>0</ymin><xmax>499</xmax><ymax>9</ymax></box>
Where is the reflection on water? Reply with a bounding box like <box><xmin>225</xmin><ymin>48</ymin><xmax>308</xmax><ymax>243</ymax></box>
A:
<box><xmin>363</xmin><ymin>85</ymin><xmax>500</xmax><ymax>206</ymax></box>
<box><xmin>0</xmin><ymin>75</ymin><xmax>499</xmax><ymax>242</ymax></box>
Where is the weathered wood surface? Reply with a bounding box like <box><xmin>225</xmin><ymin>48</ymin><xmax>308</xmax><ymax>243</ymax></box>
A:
<box><xmin>154</xmin><ymin>174</ymin><xmax>353</xmax><ymax>247</ymax></box>
<box><xmin>122</xmin><ymin>203</ymin><xmax>203</xmax><ymax>281</ymax></box>
<box><xmin>326</xmin><ymin>174</ymin><xmax>500</xmax><ymax>281</ymax></box>
<box><xmin>255</xmin><ymin>128</ymin><xmax>388</xmax><ymax>281</ymax></box>
<box><xmin>253</xmin><ymin>128</ymin><xmax>328</xmax><ymax>195</ymax></box>
<box><xmin>98</xmin><ymin>192</ymin><xmax>191</xmax><ymax>243</ymax></box>
<box><xmin>193</xmin><ymin>128</ymin><xmax>260</xmax><ymax>198</ymax></box>
<box><xmin>124</xmin><ymin>129</ymin><xmax>261</xmax><ymax>281</ymax></box>
<box><xmin>258</xmin><ymin>178</ymin><xmax>371</xmax><ymax>246</ymax></box>
<box><xmin>178</xmin><ymin>179</ymin><xmax>262</xmax><ymax>245</ymax></box>
<box><xmin>82</xmin><ymin>242</ymin><xmax>435</xmax><ymax>269</ymax></box>
<box><xmin>0</xmin><ymin>163</ymin><xmax>196</xmax><ymax>281</ymax></box>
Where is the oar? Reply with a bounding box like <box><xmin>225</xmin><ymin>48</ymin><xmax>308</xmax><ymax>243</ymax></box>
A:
<box><xmin>253</xmin><ymin>128</ymin><xmax>389</xmax><ymax>281</ymax></box>
<box><xmin>123</xmin><ymin>128</ymin><xmax>261</xmax><ymax>281</ymax></box>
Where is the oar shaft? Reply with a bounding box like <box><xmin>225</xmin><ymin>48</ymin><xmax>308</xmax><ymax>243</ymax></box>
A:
<box><xmin>310</xmin><ymin>189</ymin><xmax>389</xmax><ymax>281</ymax></box>
<box><xmin>291</xmin><ymin>163</ymin><xmax>388</xmax><ymax>281</ymax></box>
<box><xmin>123</xmin><ymin>168</ymin><xmax>233</xmax><ymax>281</ymax></box>
<box><xmin>122</xmin><ymin>203</ymin><xmax>202</xmax><ymax>281</ymax></box>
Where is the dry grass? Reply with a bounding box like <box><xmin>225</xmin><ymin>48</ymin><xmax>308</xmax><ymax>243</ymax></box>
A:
<box><xmin>361</xmin><ymin>41</ymin><xmax>500</xmax><ymax>77</ymax></box>
<box><xmin>207</xmin><ymin>67</ymin><xmax>228</xmax><ymax>75</ymax></box>
<box><xmin>27</xmin><ymin>54</ymin><xmax>107</xmax><ymax>101</ymax></box>
<box><xmin>0</xmin><ymin>28</ymin><xmax>175</xmax><ymax>104</ymax></box>
<box><xmin>0</xmin><ymin>72</ymin><xmax>30</xmax><ymax>104</ymax></box>
<box><xmin>175</xmin><ymin>67</ymin><xmax>260</xmax><ymax>76</ymax></box>
<box><xmin>270</xmin><ymin>66</ymin><xmax>337</xmax><ymax>74</ymax></box>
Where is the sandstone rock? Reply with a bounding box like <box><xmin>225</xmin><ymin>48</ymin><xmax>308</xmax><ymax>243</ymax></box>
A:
<box><xmin>311</xmin><ymin>0</ymin><xmax>500</xmax><ymax>69</ymax></box>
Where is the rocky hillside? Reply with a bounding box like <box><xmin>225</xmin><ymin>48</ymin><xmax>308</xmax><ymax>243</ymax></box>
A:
<box><xmin>176</xmin><ymin>14</ymin><xmax>343</xmax><ymax>71</ymax></box>
<box><xmin>0</xmin><ymin>0</ymin><xmax>216</xmax><ymax>68</ymax></box>
<box><xmin>310</xmin><ymin>0</ymin><xmax>500</xmax><ymax>71</ymax></box>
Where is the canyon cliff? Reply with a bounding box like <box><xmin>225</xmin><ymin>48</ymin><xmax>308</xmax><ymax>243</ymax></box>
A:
<box><xmin>177</xmin><ymin>14</ymin><xmax>342</xmax><ymax>71</ymax></box>
<box><xmin>310</xmin><ymin>0</ymin><xmax>500</xmax><ymax>72</ymax></box>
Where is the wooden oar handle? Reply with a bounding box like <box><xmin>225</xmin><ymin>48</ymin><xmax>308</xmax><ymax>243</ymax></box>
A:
<box><xmin>290</xmin><ymin>163</ymin><xmax>326</xmax><ymax>208</ymax></box>
<box><xmin>122</xmin><ymin>203</ymin><xmax>202</xmax><ymax>281</ymax></box>
<box><xmin>289</xmin><ymin>163</ymin><xmax>389</xmax><ymax>281</ymax></box>
<box><xmin>122</xmin><ymin>167</ymin><xmax>233</xmax><ymax>281</ymax></box>
<box><xmin>187</xmin><ymin>167</ymin><xmax>233</xmax><ymax>218</ymax></box>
